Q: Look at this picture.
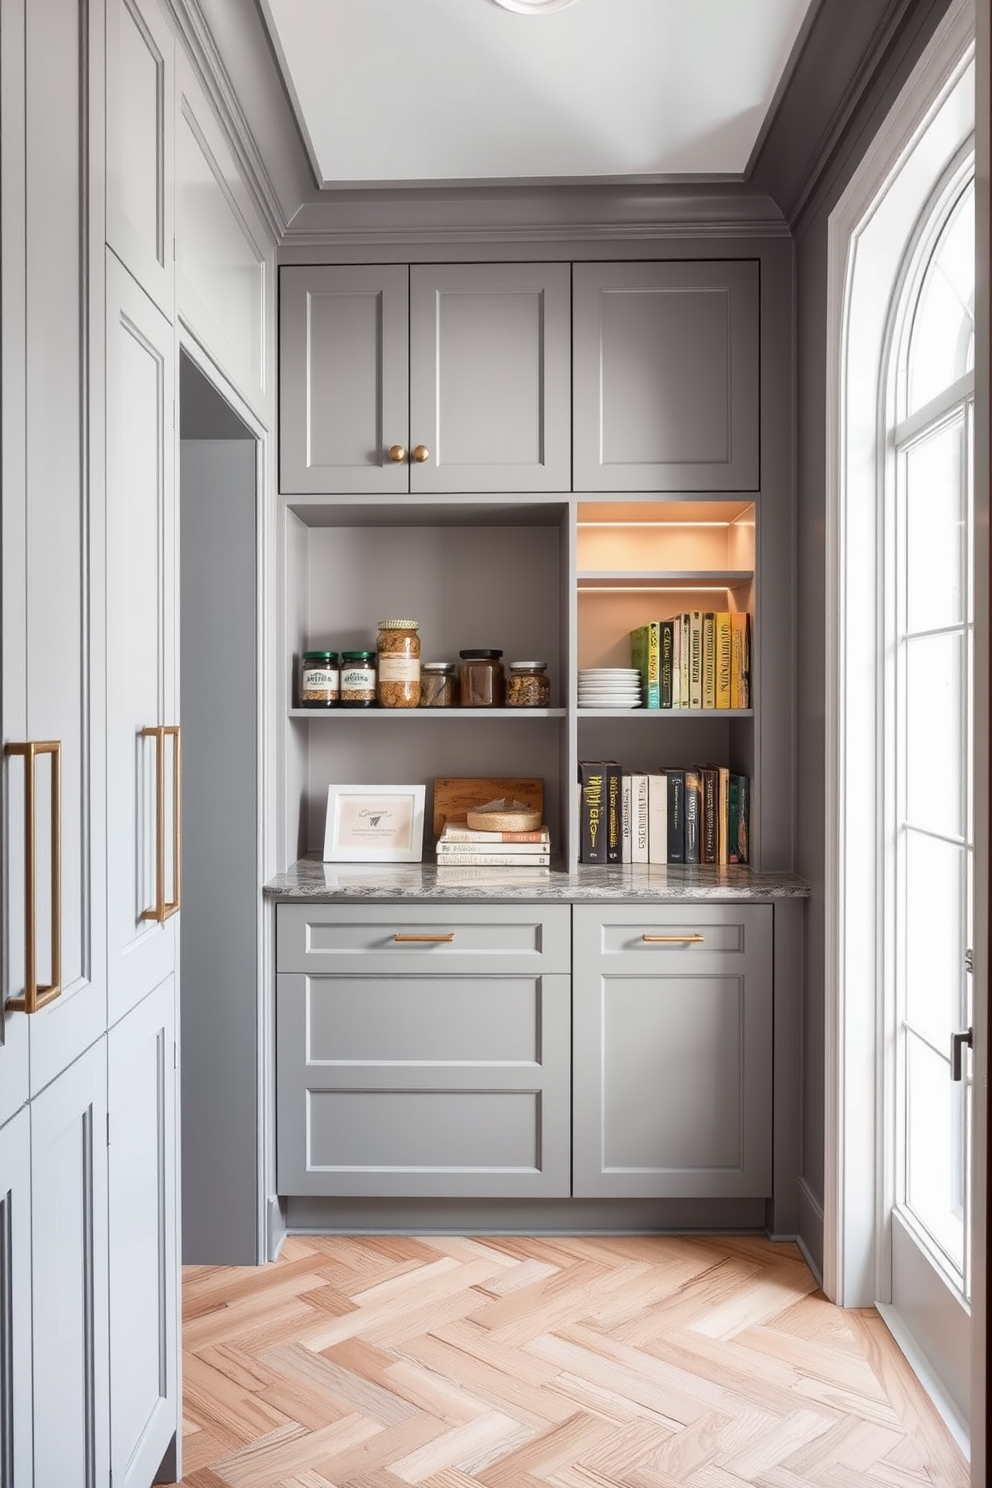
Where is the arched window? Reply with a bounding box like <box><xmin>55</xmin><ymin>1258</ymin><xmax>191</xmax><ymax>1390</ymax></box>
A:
<box><xmin>884</xmin><ymin>166</ymin><xmax>975</xmax><ymax>1298</ymax></box>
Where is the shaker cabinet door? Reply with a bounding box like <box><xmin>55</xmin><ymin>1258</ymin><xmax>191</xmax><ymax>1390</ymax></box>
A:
<box><xmin>279</xmin><ymin>264</ymin><xmax>410</xmax><ymax>495</ymax></box>
<box><xmin>572</xmin><ymin>260</ymin><xmax>760</xmax><ymax>492</ymax></box>
<box><xmin>572</xmin><ymin>904</ymin><xmax>773</xmax><ymax>1198</ymax></box>
<box><xmin>108</xmin><ymin>978</ymin><xmax>179</xmax><ymax>1488</ymax></box>
<box><xmin>30</xmin><ymin>1040</ymin><xmax>110</xmax><ymax>1488</ymax></box>
<box><xmin>0</xmin><ymin>1108</ymin><xmax>33</xmax><ymax>1488</ymax></box>
<box><xmin>106</xmin><ymin>253</ymin><xmax>179</xmax><ymax>1028</ymax></box>
<box><xmin>409</xmin><ymin>262</ymin><xmax>571</xmax><ymax>494</ymax></box>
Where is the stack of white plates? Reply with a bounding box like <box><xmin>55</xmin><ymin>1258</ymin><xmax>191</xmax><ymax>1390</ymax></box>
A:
<box><xmin>577</xmin><ymin>668</ymin><xmax>642</xmax><ymax>709</ymax></box>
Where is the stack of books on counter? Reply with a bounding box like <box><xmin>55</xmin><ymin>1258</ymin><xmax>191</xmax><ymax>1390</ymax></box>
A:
<box><xmin>578</xmin><ymin>760</ymin><xmax>749</xmax><ymax>866</ymax></box>
<box><xmin>435</xmin><ymin>820</ymin><xmax>552</xmax><ymax>881</ymax></box>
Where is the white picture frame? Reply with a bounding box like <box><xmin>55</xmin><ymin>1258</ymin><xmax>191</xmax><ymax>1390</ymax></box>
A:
<box><xmin>322</xmin><ymin>783</ymin><xmax>426</xmax><ymax>862</ymax></box>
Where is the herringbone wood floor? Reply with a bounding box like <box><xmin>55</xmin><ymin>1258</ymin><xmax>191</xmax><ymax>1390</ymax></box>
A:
<box><xmin>177</xmin><ymin>1233</ymin><xmax>968</xmax><ymax>1488</ymax></box>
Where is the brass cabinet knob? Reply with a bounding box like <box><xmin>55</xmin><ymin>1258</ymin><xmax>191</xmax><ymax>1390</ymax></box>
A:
<box><xmin>388</xmin><ymin>444</ymin><xmax>407</xmax><ymax>463</ymax></box>
<box><xmin>412</xmin><ymin>444</ymin><xmax>430</xmax><ymax>463</ymax></box>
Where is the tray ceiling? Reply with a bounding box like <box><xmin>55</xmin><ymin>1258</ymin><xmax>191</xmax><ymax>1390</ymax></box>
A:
<box><xmin>259</xmin><ymin>0</ymin><xmax>816</xmax><ymax>189</ymax></box>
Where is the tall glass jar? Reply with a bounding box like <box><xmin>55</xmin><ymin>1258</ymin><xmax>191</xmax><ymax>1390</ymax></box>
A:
<box><xmin>458</xmin><ymin>649</ymin><xmax>505</xmax><ymax>707</ymax></box>
<box><xmin>376</xmin><ymin>620</ymin><xmax>421</xmax><ymax>708</ymax></box>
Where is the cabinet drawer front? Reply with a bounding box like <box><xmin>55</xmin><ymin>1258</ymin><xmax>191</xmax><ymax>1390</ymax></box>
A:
<box><xmin>277</xmin><ymin>972</ymin><xmax>570</xmax><ymax>1198</ymax></box>
<box><xmin>574</xmin><ymin>903</ymin><xmax>770</xmax><ymax>969</ymax></box>
<box><xmin>303</xmin><ymin>975</ymin><xmax>546</xmax><ymax>1067</ymax></box>
<box><xmin>277</xmin><ymin>902</ymin><xmax>570</xmax><ymax>974</ymax></box>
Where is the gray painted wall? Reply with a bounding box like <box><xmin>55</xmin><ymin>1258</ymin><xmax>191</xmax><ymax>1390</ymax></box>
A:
<box><xmin>788</xmin><ymin>0</ymin><xmax>953</xmax><ymax>1273</ymax></box>
<box><xmin>180</xmin><ymin>427</ymin><xmax>259</xmax><ymax>1263</ymax></box>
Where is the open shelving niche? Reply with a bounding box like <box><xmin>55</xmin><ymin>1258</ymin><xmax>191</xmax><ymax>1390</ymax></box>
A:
<box><xmin>280</xmin><ymin>494</ymin><xmax>758</xmax><ymax>872</ymax></box>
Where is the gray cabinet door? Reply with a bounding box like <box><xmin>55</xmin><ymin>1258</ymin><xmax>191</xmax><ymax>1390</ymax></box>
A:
<box><xmin>279</xmin><ymin>264</ymin><xmax>410</xmax><ymax>495</ymax></box>
<box><xmin>572</xmin><ymin>904</ymin><xmax>772</xmax><ymax>1198</ymax></box>
<box><xmin>410</xmin><ymin>263</ymin><xmax>571</xmax><ymax>493</ymax></box>
<box><xmin>0</xmin><ymin>1108</ymin><xmax>32</xmax><ymax>1488</ymax></box>
<box><xmin>572</xmin><ymin>261</ymin><xmax>759</xmax><ymax>492</ymax></box>
<box><xmin>277</xmin><ymin>969</ymin><xmax>570</xmax><ymax>1198</ymax></box>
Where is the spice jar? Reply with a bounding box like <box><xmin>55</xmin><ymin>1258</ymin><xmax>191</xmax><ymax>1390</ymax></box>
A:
<box><xmin>376</xmin><ymin>619</ymin><xmax>421</xmax><ymax>708</ymax></box>
<box><xmin>459</xmin><ymin>649</ymin><xmax>505</xmax><ymax>707</ymax></box>
<box><xmin>506</xmin><ymin>660</ymin><xmax>550</xmax><ymax>708</ymax></box>
<box><xmin>419</xmin><ymin>661</ymin><xmax>458</xmax><ymax>708</ymax></box>
<box><xmin>299</xmin><ymin>651</ymin><xmax>340</xmax><ymax>707</ymax></box>
<box><xmin>340</xmin><ymin>650</ymin><xmax>377</xmax><ymax>707</ymax></box>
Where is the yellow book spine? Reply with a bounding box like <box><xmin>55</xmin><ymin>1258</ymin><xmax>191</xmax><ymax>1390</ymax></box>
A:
<box><xmin>716</xmin><ymin>612</ymin><xmax>732</xmax><ymax>709</ymax></box>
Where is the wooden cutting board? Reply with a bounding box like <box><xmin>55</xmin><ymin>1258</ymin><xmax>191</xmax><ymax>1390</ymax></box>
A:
<box><xmin>432</xmin><ymin>777</ymin><xmax>544</xmax><ymax>838</ymax></box>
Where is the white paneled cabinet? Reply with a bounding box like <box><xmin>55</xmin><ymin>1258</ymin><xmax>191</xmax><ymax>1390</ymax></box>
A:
<box><xmin>106</xmin><ymin>0</ymin><xmax>175</xmax><ymax>316</ymax></box>
<box><xmin>280</xmin><ymin>262</ymin><xmax>572</xmax><ymax>495</ymax></box>
<box><xmin>105</xmin><ymin>252</ymin><xmax>179</xmax><ymax>1031</ymax></box>
<box><xmin>30</xmin><ymin>1040</ymin><xmax>110</xmax><ymax>1488</ymax></box>
<box><xmin>108</xmin><ymin>979</ymin><xmax>179</xmax><ymax>1488</ymax></box>
<box><xmin>0</xmin><ymin>1108</ymin><xmax>32</xmax><ymax>1487</ymax></box>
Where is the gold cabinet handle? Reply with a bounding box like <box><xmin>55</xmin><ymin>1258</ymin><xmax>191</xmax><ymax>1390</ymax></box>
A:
<box><xmin>641</xmin><ymin>933</ymin><xmax>705</xmax><ymax>944</ymax></box>
<box><xmin>412</xmin><ymin>445</ymin><xmax>430</xmax><ymax>463</ymax></box>
<box><xmin>393</xmin><ymin>932</ymin><xmax>455</xmax><ymax>943</ymax></box>
<box><xmin>141</xmin><ymin>725</ymin><xmax>181</xmax><ymax>923</ymax></box>
<box><xmin>388</xmin><ymin>444</ymin><xmax>408</xmax><ymax>463</ymax></box>
<box><xmin>4</xmin><ymin>740</ymin><xmax>62</xmax><ymax>1013</ymax></box>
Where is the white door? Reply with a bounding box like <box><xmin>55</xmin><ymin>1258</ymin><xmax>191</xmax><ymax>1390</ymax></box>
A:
<box><xmin>107</xmin><ymin>977</ymin><xmax>179</xmax><ymax>1488</ymax></box>
<box><xmin>0</xmin><ymin>1108</ymin><xmax>33</xmax><ymax>1487</ymax></box>
<box><xmin>105</xmin><ymin>252</ymin><xmax>179</xmax><ymax>1029</ymax></box>
<box><xmin>30</xmin><ymin>1040</ymin><xmax>110</xmax><ymax>1488</ymax></box>
<box><xmin>886</xmin><ymin>172</ymin><xmax>975</xmax><ymax>1427</ymax></box>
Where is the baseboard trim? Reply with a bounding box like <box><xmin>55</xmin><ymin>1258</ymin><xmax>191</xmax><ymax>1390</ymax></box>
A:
<box><xmin>797</xmin><ymin>1177</ymin><xmax>825</xmax><ymax>1285</ymax></box>
<box><xmin>876</xmin><ymin>1302</ymin><xmax>970</xmax><ymax>1460</ymax></box>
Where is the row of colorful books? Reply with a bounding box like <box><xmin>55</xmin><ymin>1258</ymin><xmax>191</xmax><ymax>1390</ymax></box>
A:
<box><xmin>578</xmin><ymin>760</ymin><xmax>749</xmax><ymax>865</ymax></box>
<box><xmin>435</xmin><ymin>820</ymin><xmax>551</xmax><ymax>874</ymax></box>
<box><xmin>630</xmin><ymin>611</ymin><xmax>751</xmax><ymax>710</ymax></box>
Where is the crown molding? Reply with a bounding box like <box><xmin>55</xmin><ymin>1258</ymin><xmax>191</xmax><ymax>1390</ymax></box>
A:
<box><xmin>280</xmin><ymin>185</ymin><xmax>790</xmax><ymax>251</ymax></box>
<box><xmin>163</xmin><ymin>0</ymin><xmax>312</xmax><ymax>242</ymax></box>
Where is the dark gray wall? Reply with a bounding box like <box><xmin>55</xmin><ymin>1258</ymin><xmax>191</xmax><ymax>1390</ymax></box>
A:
<box><xmin>180</xmin><ymin>401</ymin><xmax>259</xmax><ymax>1261</ymax></box>
<box><xmin>775</xmin><ymin>0</ymin><xmax>953</xmax><ymax>1272</ymax></box>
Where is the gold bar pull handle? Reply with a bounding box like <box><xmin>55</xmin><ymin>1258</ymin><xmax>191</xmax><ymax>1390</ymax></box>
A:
<box><xmin>641</xmin><ymin>933</ymin><xmax>705</xmax><ymax>944</ymax></box>
<box><xmin>141</xmin><ymin>725</ymin><xmax>181</xmax><ymax>924</ymax></box>
<box><xmin>5</xmin><ymin>740</ymin><xmax>62</xmax><ymax>1013</ymax></box>
<box><xmin>393</xmin><ymin>933</ymin><xmax>455</xmax><ymax>943</ymax></box>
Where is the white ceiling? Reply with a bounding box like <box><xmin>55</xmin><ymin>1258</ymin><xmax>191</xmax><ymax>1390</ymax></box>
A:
<box><xmin>259</xmin><ymin>0</ymin><xmax>817</xmax><ymax>189</ymax></box>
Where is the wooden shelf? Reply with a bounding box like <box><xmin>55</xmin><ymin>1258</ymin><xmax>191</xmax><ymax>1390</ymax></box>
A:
<box><xmin>577</xmin><ymin>571</ymin><xmax>753</xmax><ymax>588</ymax></box>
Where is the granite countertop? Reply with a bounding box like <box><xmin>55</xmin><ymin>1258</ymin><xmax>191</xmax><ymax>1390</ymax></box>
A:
<box><xmin>264</xmin><ymin>856</ymin><xmax>810</xmax><ymax>902</ymax></box>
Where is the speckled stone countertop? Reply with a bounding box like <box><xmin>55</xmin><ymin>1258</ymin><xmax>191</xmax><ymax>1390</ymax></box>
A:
<box><xmin>264</xmin><ymin>856</ymin><xmax>810</xmax><ymax>902</ymax></box>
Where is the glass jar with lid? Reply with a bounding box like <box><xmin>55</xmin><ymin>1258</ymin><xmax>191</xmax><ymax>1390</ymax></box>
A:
<box><xmin>458</xmin><ymin>649</ymin><xmax>505</xmax><ymax>707</ymax></box>
<box><xmin>299</xmin><ymin>650</ymin><xmax>339</xmax><ymax>708</ymax></box>
<box><xmin>505</xmin><ymin>660</ymin><xmax>550</xmax><ymax>708</ymax></box>
<box><xmin>376</xmin><ymin>619</ymin><xmax>421</xmax><ymax>708</ymax></box>
<box><xmin>340</xmin><ymin>650</ymin><xmax>377</xmax><ymax>707</ymax></box>
<box><xmin>419</xmin><ymin>660</ymin><xmax>458</xmax><ymax>708</ymax></box>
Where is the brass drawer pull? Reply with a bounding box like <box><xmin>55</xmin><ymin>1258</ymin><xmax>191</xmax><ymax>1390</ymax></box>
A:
<box><xmin>141</xmin><ymin>725</ymin><xmax>182</xmax><ymax>923</ymax></box>
<box><xmin>641</xmin><ymin>933</ymin><xmax>705</xmax><ymax>944</ymax></box>
<box><xmin>5</xmin><ymin>740</ymin><xmax>62</xmax><ymax>1013</ymax></box>
<box><xmin>393</xmin><ymin>932</ymin><xmax>455</xmax><ymax>943</ymax></box>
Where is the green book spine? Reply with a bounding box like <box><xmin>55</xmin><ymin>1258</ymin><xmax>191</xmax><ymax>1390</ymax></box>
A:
<box><xmin>659</xmin><ymin>620</ymin><xmax>674</xmax><ymax>709</ymax></box>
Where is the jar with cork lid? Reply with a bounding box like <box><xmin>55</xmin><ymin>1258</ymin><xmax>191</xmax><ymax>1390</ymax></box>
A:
<box><xmin>376</xmin><ymin>620</ymin><xmax>421</xmax><ymax>708</ymax></box>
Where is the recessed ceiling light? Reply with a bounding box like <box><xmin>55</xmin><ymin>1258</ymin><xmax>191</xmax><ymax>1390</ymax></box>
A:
<box><xmin>491</xmin><ymin>0</ymin><xmax>579</xmax><ymax>14</ymax></box>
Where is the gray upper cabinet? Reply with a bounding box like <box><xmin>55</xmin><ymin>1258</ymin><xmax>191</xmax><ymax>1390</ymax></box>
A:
<box><xmin>572</xmin><ymin>261</ymin><xmax>760</xmax><ymax>492</ymax></box>
<box><xmin>572</xmin><ymin>903</ymin><xmax>773</xmax><ymax>1199</ymax></box>
<box><xmin>279</xmin><ymin>262</ymin><xmax>571</xmax><ymax>494</ymax></box>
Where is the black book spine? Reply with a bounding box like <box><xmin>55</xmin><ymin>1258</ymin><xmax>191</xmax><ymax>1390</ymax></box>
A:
<box><xmin>606</xmin><ymin>763</ymin><xmax>623</xmax><ymax>863</ymax></box>
<box><xmin>666</xmin><ymin>769</ymin><xmax>685</xmax><ymax>864</ymax></box>
<box><xmin>684</xmin><ymin>769</ymin><xmax>701</xmax><ymax>864</ymax></box>
<box><xmin>659</xmin><ymin>621</ymin><xmax>674</xmax><ymax>710</ymax></box>
<box><xmin>579</xmin><ymin>761</ymin><xmax>607</xmax><ymax>864</ymax></box>
<box><xmin>701</xmin><ymin>768</ymin><xmax>718</xmax><ymax>864</ymax></box>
